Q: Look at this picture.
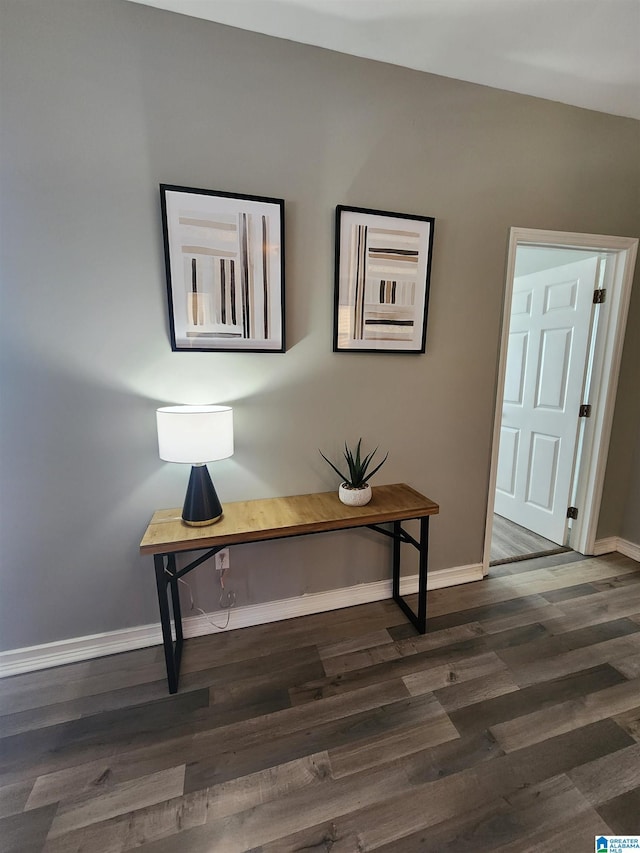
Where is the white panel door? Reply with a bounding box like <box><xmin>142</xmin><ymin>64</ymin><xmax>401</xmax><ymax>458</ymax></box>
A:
<box><xmin>494</xmin><ymin>257</ymin><xmax>598</xmax><ymax>544</ymax></box>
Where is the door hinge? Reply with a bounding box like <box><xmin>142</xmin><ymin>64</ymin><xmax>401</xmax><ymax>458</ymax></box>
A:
<box><xmin>593</xmin><ymin>289</ymin><xmax>606</xmax><ymax>304</ymax></box>
<box><xmin>579</xmin><ymin>404</ymin><xmax>592</xmax><ymax>418</ymax></box>
<box><xmin>567</xmin><ymin>506</ymin><xmax>579</xmax><ymax>520</ymax></box>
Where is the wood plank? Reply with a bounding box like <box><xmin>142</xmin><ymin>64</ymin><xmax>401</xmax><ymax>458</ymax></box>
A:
<box><xmin>496</xmin><ymin>616</ymin><xmax>640</xmax><ymax>668</ymax></box>
<box><xmin>0</xmin><ymin>683</ymin><xmax>210</xmax><ymax>739</ymax></box>
<box><xmin>0</xmin><ymin>656</ymin><xmax>170</xmax><ymax>716</ymax></box>
<box><xmin>320</xmin><ymin>642</ymin><xmax>402</xmax><ymax>678</ymax></box>
<box><xmin>0</xmin><ymin>779</ymin><xmax>33</xmax><ymax>819</ymax></box>
<box><xmin>46</xmin><ymin>765</ymin><xmax>185</xmax><ymax>839</ymax></box>
<box><xmin>0</xmin><ymin>803</ymin><xmax>57</xmax><ymax>853</ymax></box>
<box><xmin>449</xmin><ymin>664</ymin><xmax>628</xmax><ymax>738</ymax></box>
<box><xmin>140</xmin><ymin>483</ymin><xmax>438</xmax><ymax>555</ymax></box>
<box><xmin>470</xmin><ymin>718</ymin><xmax>635</xmax><ymax>798</ymax></box>
<box><xmin>263</xmin><ymin>776</ymin><xmax>606</xmax><ymax>853</ymax></box>
<box><xmin>41</xmin><ymin>789</ymin><xmax>209</xmax><ymax>853</ymax></box>
<box><xmin>399</xmin><ymin>622</ymin><xmax>488</xmax><ymax>653</ymax></box>
<box><xmin>0</xmin><ymin>689</ymin><xmax>208</xmax><ymax>780</ymax></box>
<box><xmin>41</xmin><ymin>754</ymin><xmax>332</xmax><ymax>853</ymax></box>
<box><xmin>480</xmin><ymin>602</ymin><xmax>566</xmax><ymax>635</ymax></box>
<box><xmin>289</xmin><ymin>623</ymin><xmax>549</xmax><ymax>705</ymax></box>
<box><xmin>613</xmin><ymin>706</ymin><xmax>640</xmax><ymax>742</ymax></box>
<box><xmin>591</xmin><ymin>573</ymin><xmax>640</xmax><ymax>592</ymax></box>
<box><xmin>135</xmin><ymin>755</ymin><xmax>426</xmax><ymax>853</ymax></box>
<box><xmin>335</xmin><ymin>766</ymin><xmax>506</xmax><ymax>850</ymax></box>
<box><xmin>596</xmin><ymin>788</ymin><xmax>640</xmax><ymax>835</ymax></box>
<box><xmin>207</xmin><ymin>684</ymin><xmax>292</xmax><ymax>725</ymax></box>
<box><xmin>402</xmin><ymin>651</ymin><xmax>509</xmax><ymax>697</ymax></box>
<box><xmin>342</xmin><ymin>797</ymin><xmax>515</xmax><ymax>853</ymax></box>
<box><xmin>227</xmin><ymin>764</ymin><xmax>490</xmax><ymax>852</ymax></box>
<box><xmin>317</xmin><ymin>628</ymin><xmax>395</xmax><ymax>660</ymax></box>
<box><xmin>179</xmin><ymin>631</ymin><xmax>326</xmax><ymax>676</ymax></box>
<box><xmin>409</xmin><ymin>592</ymin><xmax>552</xmax><ymax>635</ymax></box>
<box><xmin>435</xmin><ymin>668</ymin><xmax>520</xmax><ymax>712</ymax></box>
<box><xmin>184</xmin><ymin>690</ymin><xmax>441</xmax><ymax>793</ymax></box>
<box><xmin>344</xmin><ymin>738</ymin><xmax>616</xmax><ymax>851</ymax></box>
<box><xmin>329</xmin><ymin>713</ymin><xmax>460</xmax><ymax>779</ymax></box>
<box><xmin>0</xmin><ymin>645</ymin><xmax>161</xmax><ymax>705</ymax></box>
<box><xmin>18</xmin><ymin>745</ymin><xmax>193</xmax><ymax>814</ymax></box>
<box><xmin>540</xmin><ymin>582</ymin><xmax>640</xmax><ymax>634</ymax></box>
<box><xmin>400</xmin><ymin>728</ymin><xmax>504</xmax><ymax>786</ymax></box>
<box><xmin>568</xmin><ymin>742</ymin><xmax>640</xmax><ymax>804</ymax></box>
<box><xmin>490</xmin><ymin>676</ymin><xmax>640</xmax><ymax>753</ymax></box>
<box><xmin>541</xmin><ymin>582</ymin><xmax>601</xmax><ymax>602</ymax></box>
<box><xmin>259</xmin><ymin>819</ymin><xmax>361</xmax><ymax>852</ymax></box>
<box><xmin>386</xmin><ymin>774</ymin><xmax>594</xmax><ymax>853</ymax></box>
<box><xmin>320</xmin><ymin>622</ymin><xmax>487</xmax><ymax>679</ymax></box>
<box><xmin>328</xmin><ymin>694</ymin><xmax>459</xmax><ymax>778</ymax></box>
<box><xmin>200</xmin><ymin>645</ymin><xmax>323</xmax><ymax>695</ymax></box>
<box><xmin>501</xmin><ymin>631</ymin><xmax>640</xmax><ymax>688</ymax></box>
<box><xmin>490</xmin><ymin>809</ymin><xmax>612</xmax><ymax>853</ymax></box>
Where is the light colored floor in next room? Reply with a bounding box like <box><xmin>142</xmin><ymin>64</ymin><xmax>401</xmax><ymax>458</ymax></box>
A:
<box><xmin>490</xmin><ymin>513</ymin><xmax>569</xmax><ymax>565</ymax></box>
<box><xmin>2</xmin><ymin>550</ymin><xmax>640</xmax><ymax>851</ymax></box>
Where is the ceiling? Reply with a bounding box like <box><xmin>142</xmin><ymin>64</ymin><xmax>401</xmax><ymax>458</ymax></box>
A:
<box><xmin>131</xmin><ymin>0</ymin><xmax>640</xmax><ymax>119</ymax></box>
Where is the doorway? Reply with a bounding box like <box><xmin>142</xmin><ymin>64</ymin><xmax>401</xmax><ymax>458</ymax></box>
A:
<box><xmin>484</xmin><ymin>228</ymin><xmax>638</xmax><ymax>572</ymax></box>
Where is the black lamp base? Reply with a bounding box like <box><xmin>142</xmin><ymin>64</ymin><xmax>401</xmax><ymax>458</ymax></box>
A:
<box><xmin>182</xmin><ymin>465</ymin><xmax>223</xmax><ymax>526</ymax></box>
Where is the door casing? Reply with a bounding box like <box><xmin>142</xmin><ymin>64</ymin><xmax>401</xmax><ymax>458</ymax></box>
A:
<box><xmin>483</xmin><ymin>228</ymin><xmax>638</xmax><ymax>574</ymax></box>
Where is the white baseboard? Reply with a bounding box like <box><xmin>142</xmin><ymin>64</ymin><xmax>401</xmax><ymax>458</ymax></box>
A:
<box><xmin>594</xmin><ymin>536</ymin><xmax>640</xmax><ymax>561</ymax></box>
<box><xmin>0</xmin><ymin>563</ymin><xmax>483</xmax><ymax>679</ymax></box>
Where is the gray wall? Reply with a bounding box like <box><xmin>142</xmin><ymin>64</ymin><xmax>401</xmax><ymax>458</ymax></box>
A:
<box><xmin>1</xmin><ymin>0</ymin><xmax>639</xmax><ymax>651</ymax></box>
<box><xmin>622</xmin><ymin>418</ymin><xmax>640</xmax><ymax>545</ymax></box>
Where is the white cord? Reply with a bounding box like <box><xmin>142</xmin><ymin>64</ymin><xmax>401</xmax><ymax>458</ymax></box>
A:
<box><xmin>178</xmin><ymin>576</ymin><xmax>231</xmax><ymax>631</ymax></box>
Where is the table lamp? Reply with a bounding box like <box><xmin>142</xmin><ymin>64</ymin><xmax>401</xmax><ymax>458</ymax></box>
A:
<box><xmin>156</xmin><ymin>405</ymin><xmax>234</xmax><ymax>526</ymax></box>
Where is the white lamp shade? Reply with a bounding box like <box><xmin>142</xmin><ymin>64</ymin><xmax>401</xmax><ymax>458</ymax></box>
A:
<box><xmin>156</xmin><ymin>405</ymin><xmax>234</xmax><ymax>464</ymax></box>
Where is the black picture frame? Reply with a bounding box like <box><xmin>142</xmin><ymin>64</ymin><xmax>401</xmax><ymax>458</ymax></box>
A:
<box><xmin>160</xmin><ymin>184</ymin><xmax>285</xmax><ymax>352</ymax></box>
<box><xmin>333</xmin><ymin>205</ymin><xmax>435</xmax><ymax>354</ymax></box>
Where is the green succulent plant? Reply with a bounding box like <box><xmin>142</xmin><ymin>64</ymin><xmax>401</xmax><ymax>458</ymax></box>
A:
<box><xmin>320</xmin><ymin>438</ymin><xmax>388</xmax><ymax>489</ymax></box>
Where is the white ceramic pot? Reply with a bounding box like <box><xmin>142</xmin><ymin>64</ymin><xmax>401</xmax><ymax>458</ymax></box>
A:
<box><xmin>339</xmin><ymin>482</ymin><xmax>372</xmax><ymax>507</ymax></box>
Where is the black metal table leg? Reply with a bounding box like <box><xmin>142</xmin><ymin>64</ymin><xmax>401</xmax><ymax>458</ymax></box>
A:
<box><xmin>154</xmin><ymin>553</ymin><xmax>183</xmax><ymax>694</ymax></box>
<box><xmin>169</xmin><ymin>557</ymin><xmax>183</xmax><ymax>648</ymax></box>
<box><xmin>391</xmin><ymin>517</ymin><xmax>429</xmax><ymax>634</ymax></box>
<box><xmin>152</xmin><ymin>544</ymin><xmax>227</xmax><ymax>694</ymax></box>
<box><xmin>417</xmin><ymin>516</ymin><xmax>429</xmax><ymax>633</ymax></box>
<box><xmin>392</xmin><ymin>520</ymin><xmax>401</xmax><ymax>601</ymax></box>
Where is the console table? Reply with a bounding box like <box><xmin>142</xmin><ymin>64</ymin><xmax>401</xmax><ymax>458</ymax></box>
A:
<box><xmin>140</xmin><ymin>483</ymin><xmax>438</xmax><ymax>693</ymax></box>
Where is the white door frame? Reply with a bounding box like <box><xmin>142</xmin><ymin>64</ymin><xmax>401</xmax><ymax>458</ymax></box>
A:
<box><xmin>483</xmin><ymin>227</ymin><xmax>638</xmax><ymax>574</ymax></box>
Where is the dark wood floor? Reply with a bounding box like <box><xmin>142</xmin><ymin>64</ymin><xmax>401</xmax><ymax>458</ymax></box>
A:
<box><xmin>2</xmin><ymin>551</ymin><xmax>640</xmax><ymax>852</ymax></box>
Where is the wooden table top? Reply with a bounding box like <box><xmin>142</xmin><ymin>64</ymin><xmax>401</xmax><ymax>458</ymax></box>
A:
<box><xmin>140</xmin><ymin>483</ymin><xmax>438</xmax><ymax>555</ymax></box>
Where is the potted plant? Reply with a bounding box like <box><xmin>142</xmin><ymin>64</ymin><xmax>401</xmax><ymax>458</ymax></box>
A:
<box><xmin>320</xmin><ymin>438</ymin><xmax>388</xmax><ymax>506</ymax></box>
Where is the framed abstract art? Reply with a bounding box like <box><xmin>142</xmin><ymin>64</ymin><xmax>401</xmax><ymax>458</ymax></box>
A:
<box><xmin>333</xmin><ymin>205</ymin><xmax>435</xmax><ymax>353</ymax></box>
<box><xmin>160</xmin><ymin>185</ymin><xmax>285</xmax><ymax>352</ymax></box>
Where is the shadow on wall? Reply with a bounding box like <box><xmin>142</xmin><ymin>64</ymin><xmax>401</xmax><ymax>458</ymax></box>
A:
<box><xmin>0</xmin><ymin>347</ymin><xmax>178</xmax><ymax>649</ymax></box>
